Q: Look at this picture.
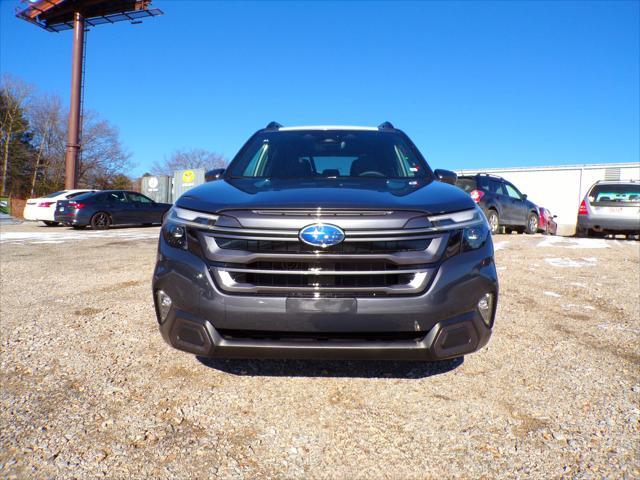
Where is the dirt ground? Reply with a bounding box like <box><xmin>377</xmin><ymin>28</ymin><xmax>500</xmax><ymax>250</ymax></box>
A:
<box><xmin>1</xmin><ymin>222</ymin><xmax>638</xmax><ymax>479</ymax></box>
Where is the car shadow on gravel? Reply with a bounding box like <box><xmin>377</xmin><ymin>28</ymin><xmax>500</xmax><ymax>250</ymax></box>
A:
<box><xmin>196</xmin><ymin>356</ymin><xmax>463</xmax><ymax>379</ymax></box>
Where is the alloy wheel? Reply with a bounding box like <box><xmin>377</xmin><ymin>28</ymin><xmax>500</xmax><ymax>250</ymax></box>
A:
<box><xmin>92</xmin><ymin>213</ymin><xmax>110</xmax><ymax>230</ymax></box>
<box><xmin>488</xmin><ymin>212</ymin><xmax>499</xmax><ymax>234</ymax></box>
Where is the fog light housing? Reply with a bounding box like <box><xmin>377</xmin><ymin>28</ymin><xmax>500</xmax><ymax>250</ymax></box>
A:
<box><xmin>156</xmin><ymin>290</ymin><xmax>172</xmax><ymax>323</ymax></box>
<box><xmin>477</xmin><ymin>293</ymin><xmax>494</xmax><ymax>327</ymax></box>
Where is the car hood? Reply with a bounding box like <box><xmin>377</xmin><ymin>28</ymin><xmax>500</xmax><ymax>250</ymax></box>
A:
<box><xmin>176</xmin><ymin>177</ymin><xmax>475</xmax><ymax>215</ymax></box>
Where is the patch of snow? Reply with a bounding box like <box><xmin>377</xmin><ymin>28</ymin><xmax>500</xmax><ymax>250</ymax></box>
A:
<box><xmin>544</xmin><ymin>257</ymin><xmax>597</xmax><ymax>268</ymax></box>
<box><xmin>537</xmin><ymin>236</ymin><xmax>610</xmax><ymax>249</ymax></box>
<box><xmin>543</xmin><ymin>291</ymin><xmax>562</xmax><ymax>297</ymax></box>
<box><xmin>493</xmin><ymin>241</ymin><xmax>509</xmax><ymax>251</ymax></box>
<box><xmin>0</xmin><ymin>229</ymin><xmax>159</xmax><ymax>245</ymax></box>
<box><xmin>597</xmin><ymin>323</ymin><xmax>640</xmax><ymax>335</ymax></box>
<box><xmin>563</xmin><ymin>303</ymin><xmax>596</xmax><ymax>311</ymax></box>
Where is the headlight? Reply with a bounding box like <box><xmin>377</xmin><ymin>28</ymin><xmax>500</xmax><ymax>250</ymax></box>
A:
<box><xmin>439</xmin><ymin>207</ymin><xmax>491</xmax><ymax>258</ymax></box>
<box><xmin>162</xmin><ymin>207</ymin><xmax>239</xmax><ymax>250</ymax></box>
<box><xmin>165</xmin><ymin>206</ymin><xmax>219</xmax><ymax>229</ymax></box>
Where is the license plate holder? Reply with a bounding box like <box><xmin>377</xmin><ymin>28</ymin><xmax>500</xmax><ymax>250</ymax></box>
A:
<box><xmin>286</xmin><ymin>297</ymin><xmax>357</xmax><ymax>314</ymax></box>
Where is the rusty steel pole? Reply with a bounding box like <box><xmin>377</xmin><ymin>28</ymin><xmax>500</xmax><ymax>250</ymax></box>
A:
<box><xmin>64</xmin><ymin>11</ymin><xmax>85</xmax><ymax>189</ymax></box>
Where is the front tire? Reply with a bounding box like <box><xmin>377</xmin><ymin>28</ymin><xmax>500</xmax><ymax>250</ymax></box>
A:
<box><xmin>90</xmin><ymin>212</ymin><xmax>111</xmax><ymax>230</ymax></box>
<box><xmin>486</xmin><ymin>210</ymin><xmax>499</xmax><ymax>235</ymax></box>
<box><xmin>43</xmin><ymin>221</ymin><xmax>59</xmax><ymax>227</ymax></box>
<box><xmin>525</xmin><ymin>213</ymin><xmax>539</xmax><ymax>234</ymax></box>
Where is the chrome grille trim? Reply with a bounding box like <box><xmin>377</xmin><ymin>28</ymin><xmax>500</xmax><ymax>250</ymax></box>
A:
<box><xmin>253</xmin><ymin>209</ymin><xmax>394</xmax><ymax>216</ymax></box>
<box><xmin>201</xmin><ymin>250</ymin><xmax>443</xmax><ymax>266</ymax></box>
<box><xmin>204</xmin><ymin>208</ymin><xmax>482</xmax><ymax>240</ymax></box>
<box><xmin>211</xmin><ymin>232</ymin><xmax>438</xmax><ymax>242</ymax></box>
<box><xmin>217</xmin><ymin>267</ymin><xmax>430</xmax><ymax>276</ymax></box>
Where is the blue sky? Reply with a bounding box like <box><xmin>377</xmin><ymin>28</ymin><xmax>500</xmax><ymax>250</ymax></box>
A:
<box><xmin>1</xmin><ymin>0</ymin><xmax>638</xmax><ymax>176</ymax></box>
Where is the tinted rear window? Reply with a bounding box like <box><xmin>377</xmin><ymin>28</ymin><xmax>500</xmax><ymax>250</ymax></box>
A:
<box><xmin>589</xmin><ymin>184</ymin><xmax>640</xmax><ymax>204</ymax></box>
<box><xmin>66</xmin><ymin>191</ymin><xmax>91</xmax><ymax>199</ymax></box>
<box><xmin>455</xmin><ymin>178</ymin><xmax>477</xmax><ymax>192</ymax></box>
<box><xmin>71</xmin><ymin>191</ymin><xmax>100</xmax><ymax>202</ymax></box>
<box><xmin>43</xmin><ymin>190</ymin><xmax>66</xmax><ymax>198</ymax></box>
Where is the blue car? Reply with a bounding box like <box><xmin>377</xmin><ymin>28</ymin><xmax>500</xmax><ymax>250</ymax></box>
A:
<box><xmin>55</xmin><ymin>190</ymin><xmax>171</xmax><ymax>229</ymax></box>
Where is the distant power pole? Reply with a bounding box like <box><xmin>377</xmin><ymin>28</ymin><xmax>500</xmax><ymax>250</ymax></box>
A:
<box><xmin>17</xmin><ymin>0</ymin><xmax>163</xmax><ymax>189</ymax></box>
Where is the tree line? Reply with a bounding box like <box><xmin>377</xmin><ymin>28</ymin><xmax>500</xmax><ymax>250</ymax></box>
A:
<box><xmin>1</xmin><ymin>74</ymin><xmax>226</xmax><ymax>199</ymax></box>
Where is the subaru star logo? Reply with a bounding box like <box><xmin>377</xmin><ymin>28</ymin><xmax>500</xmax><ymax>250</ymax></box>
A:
<box><xmin>299</xmin><ymin>223</ymin><xmax>345</xmax><ymax>248</ymax></box>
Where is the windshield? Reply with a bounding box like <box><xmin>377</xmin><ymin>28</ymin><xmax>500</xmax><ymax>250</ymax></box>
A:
<box><xmin>227</xmin><ymin>130</ymin><xmax>432</xmax><ymax>180</ymax></box>
<box><xmin>589</xmin><ymin>184</ymin><xmax>640</xmax><ymax>204</ymax></box>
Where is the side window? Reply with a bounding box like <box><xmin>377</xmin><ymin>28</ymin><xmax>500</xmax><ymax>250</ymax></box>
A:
<box><xmin>489</xmin><ymin>180</ymin><xmax>506</xmax><ymax>195</ymax></box>
<box><xmin>106</xmin><ymin>192</ymin><xmax>127</xmax><ymax>203</ymax></box>
<box><xmin>504</xmin><ymin>184</ymin><xmax>522</xmax><ymax>200</ymax></box>
<box><xmin>127</xmin><ymin>192</ymin><xmax>153</xmax><ymax>203</ymax></box>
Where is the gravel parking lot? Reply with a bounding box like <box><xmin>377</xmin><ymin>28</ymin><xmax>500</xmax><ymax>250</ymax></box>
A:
<box><xmin>1</xmin><ymin>223</ymin><xmax>638</xmax><ymax>479</ymax></box>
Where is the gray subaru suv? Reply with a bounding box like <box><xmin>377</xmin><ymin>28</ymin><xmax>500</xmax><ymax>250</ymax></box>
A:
<box><xmin>153</xmin><ymin>122</ymin><xmax>498</xmax><ymax>360</ymax></box>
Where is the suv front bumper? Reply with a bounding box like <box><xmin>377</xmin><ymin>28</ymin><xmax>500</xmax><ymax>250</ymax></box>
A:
<box><xmin>153</xmin><ymin>237</ymin><xmax>498</xmax><ymax>361</ymax></box>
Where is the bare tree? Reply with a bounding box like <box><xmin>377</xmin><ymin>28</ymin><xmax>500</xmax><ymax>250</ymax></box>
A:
<box><xmin>0</xmin><ymin>75</ymin><xmax>33</xmax><ymax>196</ymax></box>
<box><xmin>152</xmin><ymin>148</ymin><xmax>226</xmax><ymax>176</ymax></box>
<box><xmin>74</xmin><ymin>110</ymin><xmax>132</xmax><ymax>188</ymax></box>
<box><xmin>27</xmin><ymin>94</ymin><xmax>63</xmax><ymax>196</ymax></box>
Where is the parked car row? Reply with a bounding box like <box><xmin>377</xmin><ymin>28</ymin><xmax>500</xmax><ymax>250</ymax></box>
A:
<box><xmin>24</xmin><ymin>190</ymin><xmax>172</xmax><ymax>229</ymax></box>
<box><xmin>24</xmin><ymin>178</ymin><xmax>638</xmax><ymax>238</ymax></box>
<box><xmin>454</xmin><ymin>174</ymin><xmax>639</xmax><ymax>239</ymax></box>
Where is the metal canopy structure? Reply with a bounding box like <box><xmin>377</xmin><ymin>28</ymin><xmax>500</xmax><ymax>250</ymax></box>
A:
<box><xmin>17</xmin><ymin>0</ymin><xmax>162</xmax><ymax>32</ymax></box>
<box><xmin>16</xmin><ymin>0</ymin><xmax>163</xmax><ymax>189</ymax></box>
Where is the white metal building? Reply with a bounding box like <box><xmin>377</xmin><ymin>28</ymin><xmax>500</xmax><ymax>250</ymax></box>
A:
<box><xmin>456</xmin><ymin>162</ymin><xmax>640</xmax><ymax>236</ymax></box>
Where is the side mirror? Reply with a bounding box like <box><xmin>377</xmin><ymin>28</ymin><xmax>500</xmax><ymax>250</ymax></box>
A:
<box><xmin>552</xmin><ymin>215</ymin><xmax>558</xmax><ymax>219</ymax></box>
<box><xmin>433</xmin><ymin>169</ymin><xmax>457</xmax><ymax>185</ymax></box>
<box><xmin>205</xmin><ymin>168</ymin><xmax>225</xmax><ymax>182</ymax></box>
<box><xmin>522</xmin><ymin>194</ymin><xmax>528</xmax><ymax>200</ymax></box>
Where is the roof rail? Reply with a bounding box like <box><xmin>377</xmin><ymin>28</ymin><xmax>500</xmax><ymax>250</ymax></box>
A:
<box><xmin>378</xmin><ymin>121</ymin><xmax>395</xmax><ymax>130</ymax></box>
<box><xmin>265</xmin><ymin>121</ymin><xmax>283</xmax><ymax>130</ymax></box>
<box><xmin>478</xmin><ymin>173</ymin><xmax>504</xmax><ymax>179</ymax></box>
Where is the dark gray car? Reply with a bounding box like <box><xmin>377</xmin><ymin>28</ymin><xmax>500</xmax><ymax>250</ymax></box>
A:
<box><xmin>153</xmin><ymin>123</ymin><xmax>498</xmax><ymax>361</ymax></box>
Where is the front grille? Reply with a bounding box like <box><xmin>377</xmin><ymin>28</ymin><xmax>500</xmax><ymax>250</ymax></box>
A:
<box><xmin>214</xmin><ymin>237</ymin><xmax>431</xmax><ymax>254</ymax></box>
<box><xmin>226</xmin><ymin>260</ymin><xmax>412</xmax><ymax>289</ymax></box>
<box><xmin>202</xmin><ymin>209</ymin><xmax>449</xmax><ymax>296</ymax></box>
